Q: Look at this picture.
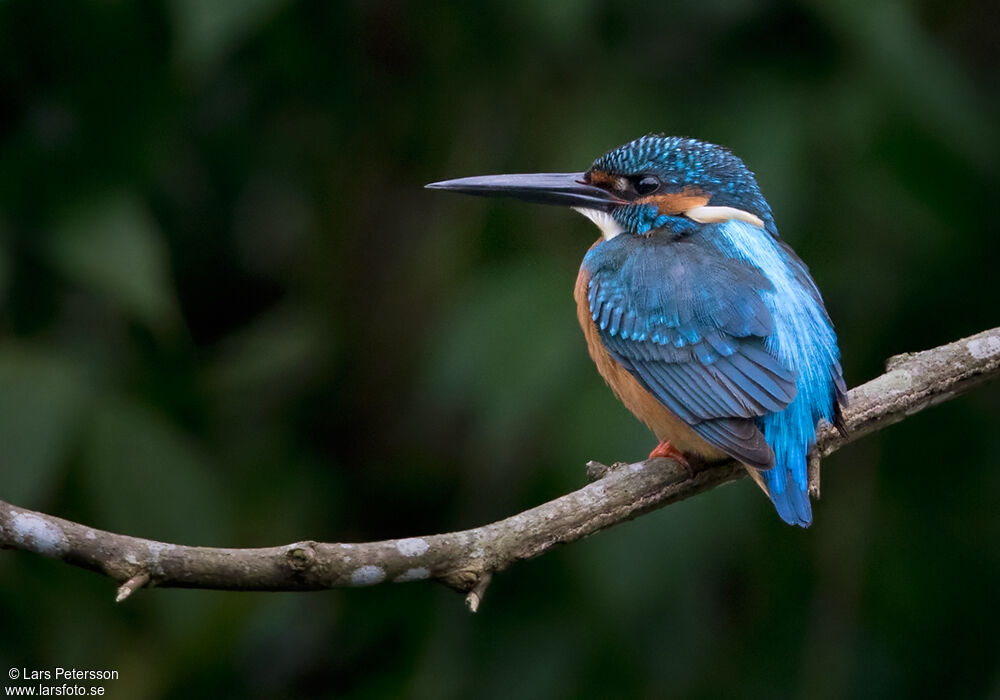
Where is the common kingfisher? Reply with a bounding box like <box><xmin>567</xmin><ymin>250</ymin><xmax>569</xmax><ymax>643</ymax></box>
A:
<box><xmin>427</xmin><ymin>135</ymin><xmax>846</xmax><ymax>526</ymax></box>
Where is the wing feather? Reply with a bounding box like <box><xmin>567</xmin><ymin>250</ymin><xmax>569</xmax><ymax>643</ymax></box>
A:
<box><xmin>585</xmin><ymin>233</ymin><xmax>797</xmax><ymax>464</ymax></box>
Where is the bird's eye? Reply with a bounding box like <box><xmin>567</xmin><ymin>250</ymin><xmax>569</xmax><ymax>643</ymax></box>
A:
<box><xmin>634</xmin><ymin>176</ymin><xmax>661</xmax><ymax>196</ymax></box>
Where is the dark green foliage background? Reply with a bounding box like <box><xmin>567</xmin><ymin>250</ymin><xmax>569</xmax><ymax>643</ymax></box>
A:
<box><xmin>0</xmin><ymin>1</ymin><xmax>998</xmax><ymax>698</ymax></box>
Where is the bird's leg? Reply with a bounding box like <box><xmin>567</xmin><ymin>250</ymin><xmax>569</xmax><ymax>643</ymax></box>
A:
<box><xmin>648</xmin><ymin>440</ymin><xmax>690</xmax><ymax>467</ymax></box>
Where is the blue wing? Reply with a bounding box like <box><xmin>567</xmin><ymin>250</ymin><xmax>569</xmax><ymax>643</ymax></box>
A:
<box><xmin>583</xmin><ymin>233</ymin><xmax>798</xmax><ymax>470</ymax></box>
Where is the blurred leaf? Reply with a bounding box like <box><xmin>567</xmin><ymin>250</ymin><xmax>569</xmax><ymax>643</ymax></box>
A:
<box><xmin>208</xmin><ymin>302</ymin><xmax>330</xmax><ymax>400</ymax></box>
<box><xmin>81</xmin><ymin>396</ymin><xmax>232</xmax><ymax>544</ymax></box>
<box><xmin>206</xmin><ymin>302</ymin><xmax>332</xmax><ymax>463</ymax></box>
<box><xmin>421</xmin><ymin>260</ymin><xmax>581</xmax><ymax>451</ymax></box>
<box><xmin>812</xmin><ymin>0</ymin><xmax>998</xmax><ymax>163</ymax></box>
<box><xmin>0</xmin><ymin>237</ymin><xmax>9</xmax><ymax>307</ymax></box>
<box><xmin>48</xmin><ymin>193</ymin><xmax>177</xmax><ymax>329</ymax></box>
<box><xmin>0</xmin><ymin>344</ymin><xmax>89</xmax><ymax>505</ymax></box>
<box><xmin>170</xmin><ymin>0</ymin><xmax>290</xmax><ymax>74</ymax></box>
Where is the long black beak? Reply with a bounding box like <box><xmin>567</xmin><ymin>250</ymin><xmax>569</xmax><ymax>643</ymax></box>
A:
<box><xmin>425</xmin><ymin>172</ymin><xmax>622</xmax><ymax>211</ymax></box>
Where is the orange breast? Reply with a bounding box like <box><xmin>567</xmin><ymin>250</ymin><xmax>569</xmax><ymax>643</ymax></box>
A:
<box><xmin>574</xmin><ymin>260</ymin><xmax>726</xmax><ymax>461</ymax></box>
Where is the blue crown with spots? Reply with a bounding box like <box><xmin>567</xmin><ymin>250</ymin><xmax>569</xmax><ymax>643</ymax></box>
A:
<box><xmin>593</xmin><ymin>135</ymin><xmax>776</xmax><ymax>231</ymax></box>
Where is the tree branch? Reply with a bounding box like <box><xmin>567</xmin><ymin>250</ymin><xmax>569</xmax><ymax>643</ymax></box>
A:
<box><xmin>2</xmin><ymin>327</ymin><xmax>999</xmax><ymax>608</ymax></box>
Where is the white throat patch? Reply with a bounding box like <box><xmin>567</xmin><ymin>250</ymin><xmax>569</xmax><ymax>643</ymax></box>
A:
<box><xmin>572</xmin><ymin>207</ymin><xmax>625</xmax><ymax>240</ymax></box>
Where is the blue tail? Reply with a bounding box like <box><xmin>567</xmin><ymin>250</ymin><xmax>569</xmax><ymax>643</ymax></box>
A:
<box><xmin>763</xmin><ymin>460</ymin><xmax>812</xmax><ymax>527</ymax></box>
<box><xmin>711</xmin><ymin>218</ymin><xmax>844</xmax><ymax>529</ymax></box>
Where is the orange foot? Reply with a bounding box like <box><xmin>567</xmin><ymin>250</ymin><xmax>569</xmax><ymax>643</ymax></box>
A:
<box><xmin>648</xmin><ymin>440</ymin><xmax>690</xmax><ymax>468</ymax></box>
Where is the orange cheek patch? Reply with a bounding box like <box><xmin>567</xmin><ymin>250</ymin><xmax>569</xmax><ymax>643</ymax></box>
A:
<box><xmin>636</xmin><ymin>187</ymin><xmax>711</xmax><ymax>215</ymax></box>
<box><xmin>587</xmin><ymin>169</ymin><xmax>620</xmax><ymax>190</ymax></box>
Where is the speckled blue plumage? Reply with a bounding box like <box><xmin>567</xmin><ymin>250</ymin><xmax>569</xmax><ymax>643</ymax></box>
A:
<box><xmin>594</xmin><ymin>135</ymin><xmax>778</xmax><ymax>235</ymax></box>
<box><xmin>583</xmin><ymin>135</ymin><xmax>846</xmax><ymax>526</ymax></box>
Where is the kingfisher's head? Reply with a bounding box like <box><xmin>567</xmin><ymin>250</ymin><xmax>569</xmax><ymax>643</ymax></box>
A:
<box><xmin>427</xmin><ymin>135</ymin><xmax>775</xmax><ymax>240</ymax></box>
